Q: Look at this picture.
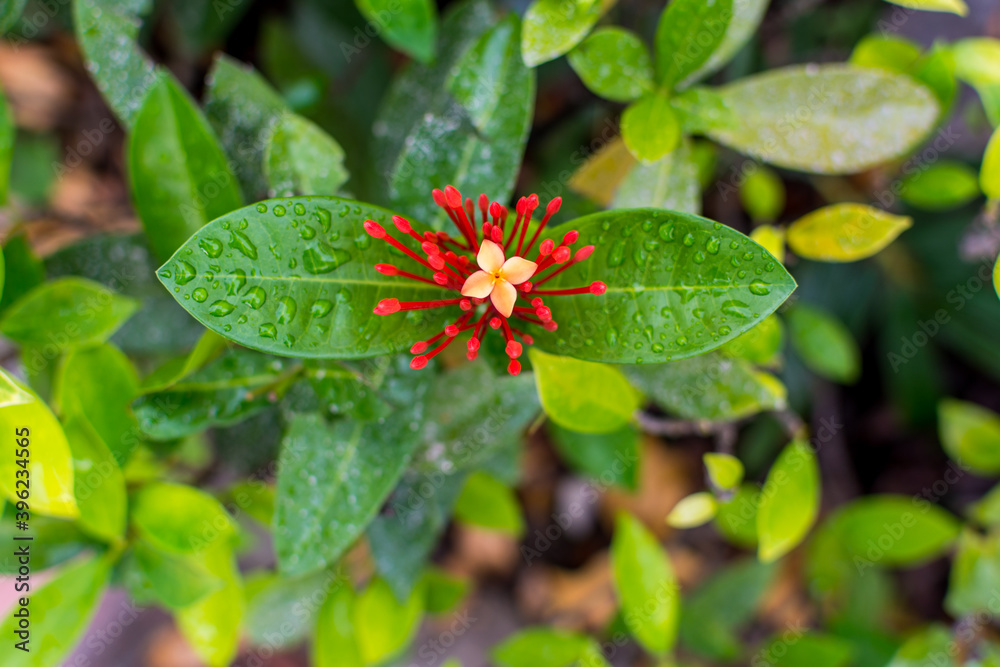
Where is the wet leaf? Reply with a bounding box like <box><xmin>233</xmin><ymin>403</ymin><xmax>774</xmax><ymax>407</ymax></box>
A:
<box><xmin>707</xmin><ymin>65</ymin><xmax>939</xmax><ymax>174</ymax></box>
<box><xmin>750</xmin><ymin>225</ymin><xmax>785</xmax><ymax>264</ymax></box>
<box><xmin>0</xmin><ymin>277</ymin><xmax>138</xmax><ymax>350</ymax></box>
<box><xmin>521</xmin><ymin>0</ymin><xmax>615</xmax><ymax>67</ymax></box>
<box><xmin>529</xmin><ymin>348</ymin><xmax>640</xmax><ymax>434</ymax></box>
<box><xmin>245</xmin><ymin>569</ymin><xmax>343</xmax><ymax>647</ymax></box>
<box><xmin>275</xmin><ymin>400</ymin><xmax>426</xmax><ymax>576</ymax></box>
<box><xmin>568</xmin><ymin>27</ymin><xmax>653</xmax><ymax>102</ymax></box>
<box><xmin>64</xmin><ymin>415</ymin><xmax>127</xmax><ymax>543</ymax></box>
<box><xmin>613</xmin><ymin>139</ymin><xmax>700</xmax><ymax>215</ymax></box>
<box><xmin>938</xmin><ymin>399</ymin><xmax>1000</xmax><ymax>475</ymax></box>
<box><xmin>611</xmin><ymin>512</ymin><xmax>680</xmax><ymax>655</ymax></box>
<box><xmin>787</xmin><ymin>203</ymin><xmax>911</xmax><ymax>262</ymax></box>
<box><xmin>667</xmin><ymin>492</ymin><xmax>718</xmax><ymax>528</ymax></box>
<box><xmin>355</xmin><ymin>0</ymin><xmax>437</xmax><ymax>63</ymax></box>
<box><xmin>621</xmin><ymin>91</ymin><xmax>680</xmax><ymax>163</ymax></box>
<box><xmin>454</xmin><ymin>471</ymin><xmax>524</xmax><ymax>535</ymax></box>
<box><xmin>204</xmin><ymin>54</ymin><xmax>288</xmax><ymax>200</ymax></box>
<box><xmin>533</xmin><ymin>208</ymin><xmax>796</xmax><ymax>364</ymax></box>
<box><xmin>128</xmin><ymin>75</ymin><xmax>244</xmax><ymax>262</ymax></box>
<box><xmin>549</xmin><ymin>422</ymin><xmax>640</xmax><ymax>490</ymax></box>
<box><xmin>627</xmin><ymin>352</ymin><xmax>785</xmax><ymax>421</ymax></box>
<box><xmin>0</xmin><ymin>555</ymin><xmax>111</xmax><ymax>667</ymax></box>
<box><xmin>654</xmin><ymin>0</ymin><xmax>732</xmax><ymax>89</ymax></box>
<box><xmin>159</xmin><ymin>196</ymin><xmax>454</xmax><ymax>359</ymax></box>
<box><xmin>900</xmin><ymin>160</ymin><xmax>980</xmax><ymax>210</ymax></box>
<box><xmin>679</xmin><ymin>0</ymin><xmax>769</xmax><ymax>86</ymax></box>
<box><xmin>133</xmin><ymin>348</ymin><xmax>295</xmax><ymax>440</ymax></box>
<box><xmin>0</xmin><ymin>383</ymin><xmax>78</xmax><ymax>519</ymax></box>
<box><xmin>0</xmin><ymin>367</ymin><xmax>31</xmax><ymax>408</ymax></box>
<box><xmin>73</xmin><ymin>0</ymin><xmax>158</xmax><ymax>127</ymax></box>
<box><xmin>786</xmin><ymin>304</ymin><xmax>860</xmax><ymax>384</ymax></box>
<box><xmin>757</xmin><ymin>439</ymin><xmax>820</xmax><ymax>562</ymax></box>
<box><xmin>375</xmin><ymin>1</ymin><xmax>533</xmax><ymax>228</ymax></box>
<box><xmin>266</xmin><ymin>111</ymin><xmax>349</xmax><ymax>197</ymax></box>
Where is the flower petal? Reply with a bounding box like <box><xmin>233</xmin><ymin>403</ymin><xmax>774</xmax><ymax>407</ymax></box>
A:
<box><xmin>501</xmin><ymin>256</ymin><xmax>537</xmax><ymax>285</ymax></box>
<box><xmin>461</xmin><ymin>271</ymin><xmax>494</xmax><ymax>299</ymax></box>
<box><xmin>477</xmin><ymin>239</ymin><xmax>505</xmax><ymax>273</ymax></box>
<box><xmin>490</xmin><ymin>280</ymin><xmax>517</xmax><ymax>318</ymax></box>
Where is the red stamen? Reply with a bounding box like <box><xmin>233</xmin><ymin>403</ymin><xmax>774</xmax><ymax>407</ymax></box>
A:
<box><xmin>531</xmin><ymin>281</ymin><xmax>607</xmax><ymax>296</ymax></box>
<box><xmin>517</xmin><ymin>194</ymin><xmax>539</xmax><ymax>255</ymax></box>
<box><xmin>508</xmin><ymin>359</ymin><xmax>521</xmax><ymax>375</ymax></box>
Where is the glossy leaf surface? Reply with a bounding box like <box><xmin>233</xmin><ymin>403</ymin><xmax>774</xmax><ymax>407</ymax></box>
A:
<box><xmin>568</xmin><ymin>28</ymin><xmax>653</xmax><ymax>102</ymax></box>
<box><xmin>266</xmin><ymin>111</ymin><xmax>349</xmax><ymax>198</ymax></box>
<box><xmin>654</xmin><ymin>0</ymin><xmax>733</xmax><ymax>89</ymax></box>
<box><xmin>521</xmin><ymin>0</ymin><xmax>614</xmax><ymax>67</ymax></box>
<box><xmin>355</xmin><ymin>0</ymin><xmax>437</xmax><ymax>63</ymax></box>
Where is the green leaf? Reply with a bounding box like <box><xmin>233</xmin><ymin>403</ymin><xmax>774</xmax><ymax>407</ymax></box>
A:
<box><xmin>521</xmin><ymin>0</ymin><xmax>615</xmax><ymax>67</ymax></box>
<box><xmin>757</xmin><ymin>439</ymin><xmax>820</xmax><ymax>562</ymax></box>
<box><xmin>56</xmin><ymin>344</ymin><xmax>140</xmax><ymax>466</ymax></box>
<box><xmin>175</xmin><ymin>541</ymin><xmax>244</xmax><ymax>667</ymax></box>
<box><xmin>760</xmin><ymin>632</ymin><xmax>853</xmax><ymax>667</ymax></box>
<box><xmin>492</xmin><ymin>627</ymin><xmax>599</xmax><ymax>667</ymax></box>
<box><xmin>72</xmin><ymin>0</ymin><xmax>158</xmax><ymax>127</ymax></box>
<box><xmin>245</xmin><ymin>569</ymin><xmax>342</xmax><ymax>648</ymax></box>
<box><xmin>786</xmin><ymin>304</ymin><xmax>860</xmax><ymax>384</ymax></box>
<box><xmin>376</xmin><ymin>2</ymin><xmax>534</xmax><ymax>228</ymax></box>
<box><xmin>314</xmin><ymin>585</ymin><xmax>364</xmax><ymax>667</ymax></box>
<box><xmin>714</xmin><ymin>483</ymin><xmax>759</xmax><ymax>547</ymax></box>
<box><xmin>786</xmin><ymin>203</ymin><xmax>912</xmax><ymax>262</ymax></box>
<box><xmin>707</xmin><ymin>64</ymin><xmax>939</xmax><ymax>174</ymax></box>
<box><xmin>704</xmin><ymin>452</ymin><xmax>744</xmax><ymax>490</ymax></box>
<box><xmin>0</xmin><ymin>277</ymin><xmax>138</xmax><ymax>350</ymax></box>
<box><xmin>355</xmin><ymin>0</ymin><xmax>437</xmax><ymax>63</ymax></box>
<box><xmin>831</xmin><ymin>495</ymin><xmax>960</xmax><ymax>567</ymax></box>
<box><xmin>740</xmin><ymin>166</ymin><xmax>785</xmax><ymax>222</ymax></box>
<box><xmin>0</xmin><ymin>0</ymin><xmax>27</xmax><ymax>33</ymax></box>
<box><xmin>225</xmin><ymin>480</ymin><xmax>275</xmax><ymax>526</ymax></box>
<box><xmin>354</xmin><ymin>577</ymin><xmax>425</xmax><ymax>664</ymax></box>
<box><xmin>0</xmin><ymin>86</ymin><xmax>12</xmax><ymax>206</ymax></box>
<box><xmin>123</xmin><ymin>538</ymin><xmax>224</xmax><ymax>610</ymax></box>
<box><xmin>885</xmin><ymin>0</ymin><xmax>968</xmax><ymax>16</ymax></box>
<box><xmin>529</xmin><ymin>348</ymin><xmax>639</xmax><ymax>433</ymax></box>
<box><xmin>64</xmin><ymin>415</ymin><xmax>126</xmax><ymax>543</ymax></box>
<box><xmin>952</xmin><ymin>38</ymin><xmax>1000</xmax><ymax>85</ymax></box>
<box><xmin>549</xmin><ymin>422</ymin><xmax>640</xmax><ymax>490</ymax></box>
<box><xmin>900</xmin><ymin>160</ymin><xmax>980</xmax><ymax>210</ymax></box>
<box><xmin>130</xmin><ymin>482</ymin><xmax>236</xmax><ymax>554</ymax></box>
<box><xmin>158</xmin><ymin>196</ymin><xmax>454</xmax><ymax>359</ymax></box>
<box><xmin>0</xmin><ymin>233</ymin><xmax>44</xmax><ymax>316</ymax></box>
<box><xmin>140</xmin><ymin>330</ymin><xmax>227</xmax><ymax>394</ymax></box>
<box><xmin>265</xmin><ymin>111</ymin><xmax>349</xmax><ymax>197</ymax></box>
<box><xmin>0</xmin><ymin>554</ymin><xmax>111</xmax><ymax>667</ymax></box>
<box><xmin>532</xmin><ymin>208</ymin><xmax>796</xmax><ymax>364</ymax></box>
<box><xmin>612</xmin><ymin>138</ymin><xmax>701</xmax><ymax>215</ymax></box>
<box><xmin>981</xmin><ymin>125</ymin><xmax>1000</xmax><ymax>201</ymax></box>
<box><xmin>945</xmin><ymin>529</ymin><xmax>1000</xmax><ymax>616</ymax></box>
<box><xmin>719</xmin><ymin>314</ymin><xmax>783</xmax><ymax>365</ymax></box>
<box><xmin>0</xmin><ymin>383</ymin><xmax>77</xmax><ymax>518</ymax></box>
<box><xmin>654</xmin><ymin>0</ymin><xmax>733</xmax><ymax>89</ymax></box>
<box><xmin>667</xmin><ymin>491</ymin><xmax>718</xmax><ymax>528</ymax></box>
<box><xmin>133</xmin><ymin>348</ymin><xmax>296</xmax><ymax>440</ymax></box>
<box><xmin>0</xmin><ymin>367</ymin><xmax>31</xmax><ymax>408</ymax></box>
<box><xmin>626</xmin><ymin>352</ymin><xmax>786</xmax><ymax>421</ymax></box>
<box><xmin>568</xmin><ymin>28</ymin><xmax>653</xmax><ymax>102</ymax></box>
<box><xmin>622</xmin><ymin>91</ymin><xmax>680</xmax><ymax>163</ymax></box>
<box><xmin>454</xmin><ymin>471</ymin><xmax>524</xmax><ymax>535</ymax></box>
<box><xmin>204</xmin><ymin>54</ymin><xmax>289</xmax><ymax>200</ymax></box>
<box><xmin>611</xmin><ymin>512</ymin><xmax>679</xmax><ymax>655</ymax></box>
<box><xmin>275</xmin><ymin>401</ymin><xmax>426</xmax><ymax>576</ymax></box>
<box><xmin>680</xmin><ymin>0</ymin><xmax>769</xmax><ymax>86</ymax></box>
<box><xmin>886</xmin><ymin>625</ymin><xmax>953</xmax><ymax>667</ymax></box>
<box><xmin>128</xmin><ymin>74</ymin><xmax>243</xmax><ymax>262</ymax></box>
<box><xmin>679</xmin><ymin>558</ymin><xmax>776</xmax><ymax>661</ymax></box>
<box><xmin>850</xmin><ymin>35</ymin><xmax>922</xmax><ymax>72</ymax></box>
<box><xmin>938</xmin><ymin>399</ymin><xmax>1000</xmax><ymax>475</ymax></box>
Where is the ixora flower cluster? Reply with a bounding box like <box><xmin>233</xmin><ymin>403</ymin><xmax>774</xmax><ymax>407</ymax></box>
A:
<box><xmin>366</xmin><ymin>185</ymin><xmax>606</xmax><ymax>375</ymax></box>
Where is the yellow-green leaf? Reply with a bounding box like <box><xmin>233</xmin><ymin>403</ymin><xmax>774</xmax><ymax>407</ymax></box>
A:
<box><xmin>900</xmin><ymin>160</ymin><xmax>980</xmax><ymax>210</ymax></box>
<box><xmin>885</xmin><ymin>0</ymin><xmax>967</xmax><ymax>14</ymax></box>
<box><xmin>981</xmin><ymin>125</ymin><xmax>1000</xmax><ymax>201</ymax></box>
<box><xmin>568</xmin><ymin>137</ymin><xmax>636</xmax><ymax>207</ymax></box>
<box><xmin>621</xmin><ymin>91</ymin><xmax>680</xmax><ymax>163</ymax></box>
<box><xmin>750</xmin><ymin>225</ymin><xmax>785</xmax><ymax>263</ymax></box>
<box><xmin>454</xmin><ymin>471</ymin><xmax>524</xmax><ymax>536</ymax></box>
<box><xmin>757</xmin><ymin>440</ymin><xmax>820</xmax><ymax>562</ymax></box>
<box><xmin>667</xmin><ymin>492</ymin><xmax>718</xmax><ymax>528</ymax></box>
<box><xmin>740</xmin><ymin>166</ymin><xmax>785</xmax><ymax>222</ymax></box>
<box><xmin>0</xmin><ymin>368</ymin><xmax>31</xmax><ymax>408</ymax></box>
<box><xmin>131</xmin><ymin>482</ymin><xmax>236</xmax><ymax>554</ymax></box>
<box><xmin>704</xmin><ymin>452</ymin><xmax>745</xmax><ymax>490</ymax></box>
<box><xmin>521</xmin><ymin>0</ymin><xmax>616</xmax><ymax>67</ymax></box>
<box><xmin>938</xmin><ymin>399</ymin><xmax>1000</xmax><ymax>475</ymax></box>
<box><xmin>952</xmin><ymin>38</ymin><xmax>1000</xmax><ymax>85</ymax></box>
<box><xmin>611</xmin><ymin>512</ymin><xmax>680</xmax><ymax>655</ymax></box>
<box><xmin>787</xmin><ymin>203</ymin><xmax>911</xmax><ymax>262</ymax></box>
<box><xmin>354</xmin><ymin>577</ymin><xmax>424</xmax><ymax>665</ymax></box>
<box><xmin>314</xmin><ymin>585</ymin><xmax>363</xmax><ymax>667</ymax></box>
<box><xmin>0</xmin><ymin>383</ymin><xmax>77</xmax><ymax>518</ymax></box>
<box><xmin>786</xmin><ymin>304</ymin><xmax>860</xmax><ymax>384</ymax></box>
<box><xmin>65</xmin><ymin>415</ymin><xmax>127</xmax><ymax>543</ymax></box>
<box><xmin>176</xmin><ymin>541</ymin><xmax>244</xmax><ymax>667</ymax></box>
<box><xmin>850</xmin><ymin>35</ymin><xmax>922</xmax><ymax>72</ymax></box>
<box><xmin>529</xmin><ymin>348</ymin><xmax>639</xmax><ymax>434</ymax></box>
